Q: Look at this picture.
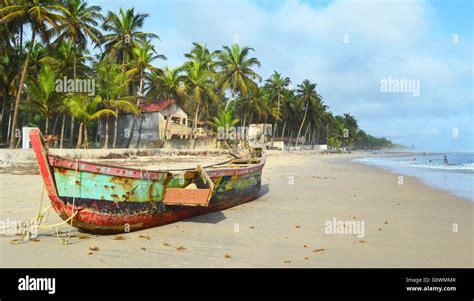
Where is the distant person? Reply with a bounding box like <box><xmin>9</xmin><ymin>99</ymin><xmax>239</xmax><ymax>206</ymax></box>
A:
<box><xmin>423</xmin><ymin>152</ymin><xmax>425</xmax><ymax>156</ymax></box>
<box><xmin>443</xmin><ymin>155</ymin><xmax>448</xmax><ymax>164</ymax></box>
<box><xmin>428</xmin><ymin>160</ymin><xmax>432</xmax><ymax>163</ymax></box>
<box><xmin>412</xmin><ymin>157</ymin><xmax>416</xmax><ymax>162</ymax></box>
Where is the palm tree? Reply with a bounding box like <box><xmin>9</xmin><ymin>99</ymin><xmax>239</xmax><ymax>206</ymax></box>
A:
<box><xmin>101</xmin><ymin>7</ymin><xmax>157</xmax><ymax>69</ymax></box>
<box><xmin>25</xmin><ymin>65</ymin><xmax>62</xmax><ymax>135</ymax></box>
<box><xmin>95</xmin><ymin>61</ymin><xmax>139</xmax><ymax>148</ymax></box>
<box><xmin>43</xmin><ymin>39</ymin><xmax>91</xmax><ymax>148</ymax></box>
<box><xmin>265</xmin><ymin>71</ymin><xmax>290</xmax><ymax>143</ymax></box>
<box><xmin>183</xmin><ymin>60</ymin><xmax>219</xmax><ymax>140</ymax></box>
<box><xmin>279</xmin><ymin>89</ymin><xmax>300</xmax><ymax>143</ymax></box>
<box><xmin>215</xmin><ymin>43</ymin><xmax>261</xmax><ymax>97</ymax></box>
<box><xmin>184</xmin><ymin>42</ymin><xmax>217</xmax><ymax>72</ymax></box>
<box><xmin>65</xmin><ymin>94</ymin><xmax>102</xmax><ymax>148</ymax></box>
<box><xmin>124</xmin><ymin>39</ymin><xmax>165</xmax><ymax>147</ymax></box>
<box><xmin>147</xmin><ymin>66</ymin><xmax>187</xmax><ymax>140</ymax></box>
<box><xmin>54</xmin><ymin>0</ymin><xmax>102</xmax><ymax>148</ymax></box>
<box><xmin>209</xmin><ymin>106</ymin><xmax>239</xmax><ymax>143</ymax></box>
<box><xmin>295</xmin><ymin>80</ymin><xmax>322</xmax><ymax>146</ymax></box>
<box><xmin>0</xmin><ymin>0</ymin><xmax>65</xmax><ymax>148</ymax></box>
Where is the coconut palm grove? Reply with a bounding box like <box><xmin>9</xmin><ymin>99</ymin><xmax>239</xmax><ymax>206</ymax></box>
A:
<box><xmin>0</xmin><ymin>0</ymin><xmax>394</xmax><ymax>150</ymax></box>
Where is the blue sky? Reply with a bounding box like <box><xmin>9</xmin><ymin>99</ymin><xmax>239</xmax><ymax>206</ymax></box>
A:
<box><xmin>90</xmin><ymin>0</ymin><xmax>473</xmax><ymax>151</ymax></box>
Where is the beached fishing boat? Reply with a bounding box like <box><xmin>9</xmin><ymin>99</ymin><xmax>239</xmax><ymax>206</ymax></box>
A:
<box><xmin>29</xmin><ymin>129</ymin><xmax>265</xmax><ymax>234</ymax></box>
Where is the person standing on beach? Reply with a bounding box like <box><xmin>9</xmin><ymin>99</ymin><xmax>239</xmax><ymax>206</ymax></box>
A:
<box><xmin>443</xmin><ymin>155</ymin><xmax>448</xmax><ymax>164</ymax></box>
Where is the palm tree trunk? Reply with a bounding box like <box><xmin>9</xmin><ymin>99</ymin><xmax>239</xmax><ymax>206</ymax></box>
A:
<box><xmin>113</xmin><ymin>108</ymin><xmax>118</xmax><ymax>148</ymax></box>
<box><xmin>136</xmin><ymin>117</ymin><xmax>143</xmax><ymax>148</ymax></box>
<box><xmin>281</xmin><ymin>120</ymin><xmax>287</xmax><ymax>143</ymax></box>
<box><xmin>83</xmin><ymin>123</ymin><xmax>88</xmax><ymax>149</ymax></box>
<box><xmin>76</xmin><ymin>122</ymin><xmax>83</xmax><ymax>149</ymax></box>
<box><xmin>69</xmin><ymin>41</ymin><xmax>77</xmax><ymax>148</ymax></box>
<box><xmin>303</xmin><ymin>121</ymin><xmax>310</xmax><ymax>147</ymax></box>
<box><xmin>6</xmin><ymin>101</ymin><xmax>13</xmax><ymax>142</ymax></box>
<box><xmin>163</xmin><ymin>107</ymin><xmax>171</xmax><ymax>140</ymax></box>
<box><xmin>0</xmin><ymin>87</ymin><xmax>8</xmax><ymax>142</ymax></box>
<box><xmin>126</xmin><ymin>75</ymin><xmax>143</xmax><ymax>148</ymax></box>
<box><xmin>191</xmin><ymin>101</ymin><xmax>200</xmax><ymax>140</ymax></box>
<box><xmin>104</xmin><ymin>115</ymin><xmax>109</xmax><ymax>149</ymax></box>
<box><xmin>9</xmin><ymin>30</ymin><xmax>35</xmax><ymax>148</ymax></box>
<box><xmin>69</xmin><ymin>116</ymin><xmax>75</xmax><ymax>147</ymax></box>
<box><xmin>59</xmin><ymin>114</ymin><xmax>66</xmax><ymax>148</ymax></box>
<box><xmin>296</xmin><ymin>100</ymin><xmax>309</xmax><ymax>147</ymax></box>
<box><xmin>51</xmin><ymin>115</ymin><xmax>59</xmax><ymax>136</ymax></box>
<box><xmin>45</xmin><ymin>118</ymin><xmax>49</xmax><ymax>136</ymax></box>
<box><xmin>289</xmin><ymin>128</ymin><xmax>293</xmax><ymax>147</ymax></box>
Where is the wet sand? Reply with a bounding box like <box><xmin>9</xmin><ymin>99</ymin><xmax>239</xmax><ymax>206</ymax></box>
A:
<box><xmin>0</xmin><ymin>151</ymin><xmax>472</xmax><ymax>267</ymax></box>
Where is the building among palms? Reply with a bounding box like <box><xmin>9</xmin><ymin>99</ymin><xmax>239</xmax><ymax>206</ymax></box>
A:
<box><xmin>97</xmin><ymin>99</ymin><xmax>210</xmax><ymax>148</ymax></box>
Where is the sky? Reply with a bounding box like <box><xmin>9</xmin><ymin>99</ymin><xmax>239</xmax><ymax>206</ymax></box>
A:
<box><xmin>90</xmin><ymin>0</ymin><xmax>473</xmax><ymax>151</ymax></box>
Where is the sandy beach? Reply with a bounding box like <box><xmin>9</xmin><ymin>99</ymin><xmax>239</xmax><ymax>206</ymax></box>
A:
<box><xmin>0</xmin><ymin>150</ymin><xmax>472</xmax><ymax>268</ymax></box>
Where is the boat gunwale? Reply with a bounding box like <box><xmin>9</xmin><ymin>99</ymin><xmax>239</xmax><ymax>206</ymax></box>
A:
<box><xmin>48</xmin><ymin>152</ymin><xmax>265</xmax><ymax>179</ymax></box>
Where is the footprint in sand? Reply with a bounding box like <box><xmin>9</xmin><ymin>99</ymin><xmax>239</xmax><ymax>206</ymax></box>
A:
<box><xmin>304</xmin><ymin>257</ymin><xmax>309</xmax><ymax>260</ymax></box>
<box><xmin>139</xmin><ymin>235</ymin><xmax>150</xmax><ymax>240</ymax></box>
<box><xmin>176</xmin><ymin>246</ymin><xmax>187</xmax><ymax>251</ymax></box>
<box><xmin>358</xmin><ymin>240</ymin><xmax>367</xmax><ymax>244</ymax></box>
<box><xmin>163</xmin><ymin>243</ymin><xmax>171</xmax><ymax>247</ymax></box>
<box><xmin>224</xmin><ymin>254</ymin><xmax>232</xmax><ymax>259</ymax></box>
<box><xmin>284</xmin><ymin>260</ymin><xmax>291</xmax><ymax>264</ymax></box>
<box><xmin>89</xmin><ymin>246</ymin><xmax>99</xmax><ymax>251</ymax></box>
<box><xmin>249</xmin><ymin>226</ymin><xmax>255</xmax><ymax>229</ymax></box>
<box><xmin>384</xmin><ymin>221</ymin><xmax>388</xmax><ymax>224</ymax></box>
<box><xmin>141</xmin><ymin>247</ymin><xmax>146</xmax><ymax>251</ymax></box>
<box><xmin>112</xmin><ymin>235</ymin><xmax>125</xmax><ymax>240</ymax></box>
<box><xmin>295</xmin><ymin>225</ymin><xmax>301</xmax><ymax>228</ymax></box>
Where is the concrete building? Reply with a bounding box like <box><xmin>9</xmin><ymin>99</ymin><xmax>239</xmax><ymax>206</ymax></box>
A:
<box><xmin>97</xmin><ymin>99</ymin><xmax>210</xmax><ymax>148</ymax></box>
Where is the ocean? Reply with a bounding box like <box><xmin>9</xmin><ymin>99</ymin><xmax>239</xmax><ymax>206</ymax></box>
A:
<box><xmin>354</xmin><ymin>152</ymin><xmax>474</xmax><ymax>201</ymax></box>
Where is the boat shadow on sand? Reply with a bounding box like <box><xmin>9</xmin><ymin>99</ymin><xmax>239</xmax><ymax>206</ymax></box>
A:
<box><xmin>183</xmin><ymin>184</ymin><xmax>270</xmax><ymax>224</ymax></box>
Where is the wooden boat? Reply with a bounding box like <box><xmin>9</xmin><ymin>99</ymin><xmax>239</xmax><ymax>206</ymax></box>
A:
<box><xmin>29</xmin><ymin>129</ymin><xmax>265</xmax><ymax>234</ymax></box>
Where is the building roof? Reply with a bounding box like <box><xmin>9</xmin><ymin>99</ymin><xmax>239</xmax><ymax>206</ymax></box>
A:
<box><xmin>139</xmin><ymin>99</ymin><xmax>176</xmax><ymax>113</ymax></box>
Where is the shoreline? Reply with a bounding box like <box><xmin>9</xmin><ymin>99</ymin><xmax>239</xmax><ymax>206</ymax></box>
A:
<box><xmin>0</xmin><ymin>151</ymin><xmax>472</xmax><ymax>267</ymax></box>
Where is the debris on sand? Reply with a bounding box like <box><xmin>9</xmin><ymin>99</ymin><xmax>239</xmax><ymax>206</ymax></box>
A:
<box><xmin>176</xmin><ymin>246</ymin><xmax>187</xmax><ymax>252</ymax></box>
<box><xmin>163</xmin><ymin>243</ymin><xmax>171</xmax><ymax>247</ymax></box>
<box><xmin>139</xmin><ymin>235</ymin><xmax>150</xmax><ymax>240</ymax></box>
<box><xmin>89</xmin><ymin>246</ymin><xmax>99</xmax><ymax>251</ymax></box>
<box><xmin>224</xmin><ymin>254</ymin><xmax>232</xmax><ymax>259</ymax></box>
<box><xmin>284</xmin><ymin>260</ymin><xmax>291</xmax><ymax>264</ymax></box>
<box><xmin>112</xmin><ymin>235</ymin><xmax>125</xmax><ymax>240</ymax></box>
<box><xmin>313</xmin><ymin>248</ymin><xmax>326</xmax><ymax>252</ymax></box>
